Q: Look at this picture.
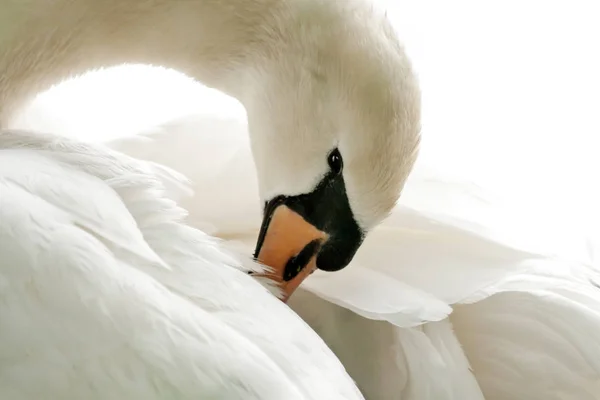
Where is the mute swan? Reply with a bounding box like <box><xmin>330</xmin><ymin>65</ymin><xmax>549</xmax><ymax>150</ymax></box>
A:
<box><xmin>5</xmin><ymin>1</ymin><xmax>600</xmax><ymax>400</ymax></box>
<box><xmin>0</xmin><ymin>0</ymin><xmax>419</xmax><ymax>398</ymax></box>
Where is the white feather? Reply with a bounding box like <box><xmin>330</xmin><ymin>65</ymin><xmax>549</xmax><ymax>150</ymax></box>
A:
<box><xmin>105</xmin><ymin>113</ymin><xmax>600</xmax><ymax>400</ymax></box>
<box><xmin>2</xmin><ymin>0</ymin><xmax>598</xmax><ymax>398</ymax></box>
<box><xmin>0</xmin><ymin>130</ymin><xmax>364</xmax><ymax>400</ymax></box>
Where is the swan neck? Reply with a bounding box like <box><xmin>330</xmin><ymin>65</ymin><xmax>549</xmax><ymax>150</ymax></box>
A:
<box><xmin>0</xmin><ymin>0</ymin><xmax>280</xmax><ymax>126</ymax></box>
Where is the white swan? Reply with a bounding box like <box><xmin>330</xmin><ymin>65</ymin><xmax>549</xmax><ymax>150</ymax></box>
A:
<box><xmin>0</xmin><ymin>0</ymin><xmax>419</xmax><ymax>398</ymax></box>
<box><xmin>4</xmin><ymin>1</ymin><xmax>600</xmax><ymax>399</ymax></box>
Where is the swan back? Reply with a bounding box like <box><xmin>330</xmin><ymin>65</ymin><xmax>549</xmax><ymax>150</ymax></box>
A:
<box><xmin>0</xmin><ymin>130</ymin><xmax>364</xmax><ymax>399</ymax></box>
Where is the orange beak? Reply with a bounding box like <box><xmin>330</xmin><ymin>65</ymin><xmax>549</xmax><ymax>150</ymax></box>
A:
<box><xmin>254</xmin><ymin>204</ymin><xmax>328</xmax><ymax>302</ymax></box>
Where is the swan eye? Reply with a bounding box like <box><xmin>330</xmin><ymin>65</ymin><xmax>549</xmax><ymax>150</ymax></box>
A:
<box><xmin>327</xmin><ymin>148</ymin><xmax>343</xmax><ymax>175</ymax></box>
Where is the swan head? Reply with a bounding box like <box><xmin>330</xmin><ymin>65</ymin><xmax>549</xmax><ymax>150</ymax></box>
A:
<box><xmin>246</xmin><ymin>4</ymin><xmax>420</xmax><ymax>300</ymax></box>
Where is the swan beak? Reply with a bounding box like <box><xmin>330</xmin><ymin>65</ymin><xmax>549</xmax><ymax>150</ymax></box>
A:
<box><xmin>254</xmin><ymin>204</ymin><xmax>328</xmax><ymax>302</ymax></box>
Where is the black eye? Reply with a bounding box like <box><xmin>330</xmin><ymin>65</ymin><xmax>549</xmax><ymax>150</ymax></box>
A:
<box><xmin>327</xmin><ymin>148</ymin><xmax>343</xmax><ymax>174</ymax></box>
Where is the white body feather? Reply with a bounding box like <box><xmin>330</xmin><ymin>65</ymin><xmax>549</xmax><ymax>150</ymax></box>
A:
<box><xmin>109</xmin><ymin>113</ymin><xmax>600</xmax><ymax>399</ymax></box>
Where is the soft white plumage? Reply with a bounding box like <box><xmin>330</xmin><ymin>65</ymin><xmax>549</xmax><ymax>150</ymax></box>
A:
<box><xmin>2</xmin><ymin>0</ymin><xmax>600</xmax><ymax>399</ymax></box>
<box><xmin>0</xmin><ymin>130</ymin><xmax>365</xmax><ymax>399</ymax></box>
<box><xmin>108</xmin><ymin>111</ymin><xmax>600</xmax><ymax>399</ymax></box>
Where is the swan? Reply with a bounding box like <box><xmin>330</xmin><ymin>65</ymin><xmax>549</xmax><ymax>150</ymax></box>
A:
<box><xmin>0</xmin><ymin>0</ymin><xmax>419</xmax><ymax>398</ymax></box>
<box><xmin>4</xmin><ymin>1</ymin><xmax>600</xmax><ymax>399</ymax></box>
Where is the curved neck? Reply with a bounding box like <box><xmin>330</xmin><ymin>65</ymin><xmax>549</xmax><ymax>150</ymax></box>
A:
<box><xmin>0</xmin><ymin>0</ymin><xmax>287</xmax><ymax>126</ymax></box>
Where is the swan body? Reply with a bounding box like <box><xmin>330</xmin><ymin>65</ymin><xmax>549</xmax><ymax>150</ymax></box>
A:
<box><xmin>0</xmin><ymin>130</ymin><xmax>365</xmax><ymax>399</ymax></box>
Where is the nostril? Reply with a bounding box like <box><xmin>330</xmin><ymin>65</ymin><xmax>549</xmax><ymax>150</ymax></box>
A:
<box><xmin>283</xmin><ymin>239</ymin><xmax>322</xmax><ymax>281</ymax></box>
